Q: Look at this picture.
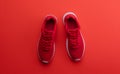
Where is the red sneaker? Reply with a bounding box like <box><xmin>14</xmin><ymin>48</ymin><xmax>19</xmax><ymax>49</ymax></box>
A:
<box><xmin>63</xmin><ymin>12</ymin><xmax>85</xmax><ymax>62</ymax></box>
<box><xmin>38</xmin><ymin>15</ymin><xmax>57</xmax><ymax>64</ymax></box>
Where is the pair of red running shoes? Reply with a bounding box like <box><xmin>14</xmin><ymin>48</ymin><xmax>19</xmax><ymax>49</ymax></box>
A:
<box><xmin>38</xmin><ymin>12</ymin><xmax>85</xmax><ymax>64</ymax></box>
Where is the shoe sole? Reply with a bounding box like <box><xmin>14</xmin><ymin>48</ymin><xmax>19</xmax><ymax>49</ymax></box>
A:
<box><xmin>37</xmin><ymin>14</ymin><xmax>57</xmax><ymax>64</ymax></box>
<box><xmin>63</xmin><ymin>12</ymin><xmax>86</xmax><ymax>62</ymax></box>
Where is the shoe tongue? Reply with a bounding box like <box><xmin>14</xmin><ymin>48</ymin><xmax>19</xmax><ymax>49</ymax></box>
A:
<box><xmin>44</xmin><ymin>29</ymin><xmax>53</xmax><ymax>34</ymax></box>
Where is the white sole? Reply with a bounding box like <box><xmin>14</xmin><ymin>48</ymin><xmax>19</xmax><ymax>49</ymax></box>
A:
<box><xmin>63</xmin><ymin>12</ymin><xmax>86</xmax><ymax>62</ymax></box>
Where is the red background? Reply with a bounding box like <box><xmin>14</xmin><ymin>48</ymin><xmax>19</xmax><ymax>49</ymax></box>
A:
<box><xmin>0</xmin><ymin>0</ymin><xmax>120</xmax><ymax>74</ymax></box>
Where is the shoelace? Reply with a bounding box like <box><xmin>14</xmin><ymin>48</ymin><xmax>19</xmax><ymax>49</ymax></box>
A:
<box><xmin>68</xmin><ymin>30</ymin><xmax>79</xmax><ymax>49</ymax></box>
<box><xmin>41</xmin><ymin>31</ymin><xmax>53</xmax><ymax>52</ymax></box>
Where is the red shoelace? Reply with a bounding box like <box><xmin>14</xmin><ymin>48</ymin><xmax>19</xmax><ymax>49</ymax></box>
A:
<box><xmin>40</xmin><ymin>31</ymin><xmax>53</xmax><ymax>52</ymax></box>
<box><xmin>68</xmin><ymin>30</ymin><xmax>80</xmax><ymax>49</ymax></box>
